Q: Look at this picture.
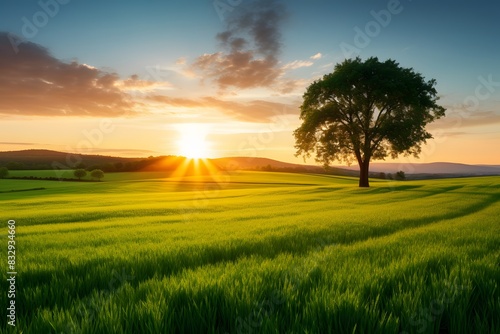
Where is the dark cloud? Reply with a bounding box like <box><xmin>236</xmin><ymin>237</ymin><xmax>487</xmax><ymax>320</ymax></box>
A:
<box><xmin>0</xmin><ymin>32</ymin><xmax>145</xmax><ymax>117</ymax></box>
<box><xmin>193</xmin><ymin>0</ymin><xmax>288</xmax><ymax>91</ymax></box>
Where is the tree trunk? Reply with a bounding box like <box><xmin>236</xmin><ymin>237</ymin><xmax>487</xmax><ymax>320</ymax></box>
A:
<box><xmin>358</xmin><ymin>160</ymin><xmax>370</xmax><ymax>187</ymax></box>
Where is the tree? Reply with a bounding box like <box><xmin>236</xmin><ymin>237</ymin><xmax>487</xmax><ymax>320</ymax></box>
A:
<box><xmin>114</xmin><ymin>162</ymin><xmax>124</xmax><ymax>171</ymax></box>
<box><xmin>75</xmin><ymin>162</ymin><xmax>86</xmax><ymax>169</ymax></box>
<box><xmin>294</xmin><ymin>57</ymin><xmax>445</xmax><ymax>187</ymax></box>
<box><xmin>395</xmin><ymin>170</ymin><xmax>406</xmax><ymax>181</ymax></box>
<box><xmin>74</xmin><ymin>169</ymin><xmax>87</xmax><ymax>180</ymax></box>
<box><xmin>101</xmin><ymin>163</ymin><xmax>116</xmax><ymax>173</ymax></box>
<box><xmin>86</xmin><ymin>165</ymin><xmax>100</xmax><ymax>172</ymax></box>
<box><xmin>0</xmin><ymin>167</ymin><xmax>8</xmax><ymax>179</ymax></box>
<box><xmin>90</xmin><ymin>169</ymin><xmax>104</xmax><ymax>181</ymax></box>
<box><xmin>262</xmin><ymin>164</ymin><xmax>273</xmax><ymax>171</ymax></box>
<box><xmin>6</xmin><ymin>162</ymin><xmax>24</xmax><ymax>170</ymax></box>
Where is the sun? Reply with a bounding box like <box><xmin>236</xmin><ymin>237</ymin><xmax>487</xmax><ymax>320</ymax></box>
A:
<box><xmin>176</xmin><ymin>123</ymin><xmax>212</xmax><ymax>159</ymax></box>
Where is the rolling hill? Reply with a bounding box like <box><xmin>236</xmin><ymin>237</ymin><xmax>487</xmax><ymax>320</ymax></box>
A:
<box><xmin>0</xmin><ymin>149</ymin><xmax>499</xmax><ymax>178</ymax></box>
<box><xmin>343</xmin><ymin>162</ymin><xmax>500</xmax><ymax>177</ymax></box>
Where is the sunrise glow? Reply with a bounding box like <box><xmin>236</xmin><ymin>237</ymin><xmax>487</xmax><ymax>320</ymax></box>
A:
<box><xmin>176</xmin><ymin>124</ymin><xmax>212</xmax><ymax>159</ymax></box>
<box><xmin>0</xmin><ymin>2</ymin><xmax>498</xmax><ymax>165</ymax></box>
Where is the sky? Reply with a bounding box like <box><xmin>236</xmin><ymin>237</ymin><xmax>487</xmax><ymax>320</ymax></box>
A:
<box><xmin>0</xmin><ymin>0</ymin><xmax>499</xmax><ymax>165</ymax></box>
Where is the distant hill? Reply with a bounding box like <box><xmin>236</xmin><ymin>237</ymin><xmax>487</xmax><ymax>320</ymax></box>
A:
<box><xmin>212</xmin><ymin>157</ymin><xmax>301</xmax><ymax>169</ymax></box>
<box><xmin>211</xmin><ymin>157</ymin><xmax>358</xmax><ymax>176</ymax></box>
<box><xmin>341</xmin><ymin>162</ymin><xmax>500</xmax><ymax>176</ymax></box>
<box><xmin>0</xmin><ymin>149</ymin><xmax>139</xmax><ymax>170</ymax></box>
<box><xmin>0</xmin><ymin>149</ymin><xmax>218</xmax><ymax>175</ymax></box>
<box><xmin>211</xmin><ymin>157</ymin><xmax>500</xmax><ymax>178</ymax></box>
<box><xmin>0</xmin><ymin>150</ymin><xmax>499</xmax><ymax>179</ymax></box>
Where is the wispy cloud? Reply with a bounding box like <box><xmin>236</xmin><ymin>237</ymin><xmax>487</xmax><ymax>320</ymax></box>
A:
<box><xmin>319</xmin><ymin>62</ymin><xmax>334</xmax><ymax>69</ymax></box>
<box><xmin>282</xmin><ymin>60</ymin><xmax>314</xmax><ymax>70</ymax></box>
<box><xmin>176</xmin><ymin>57</ymin><xmax>187</xmax><ymax>65</ymax></box>
<box><xmin>118</xmin><ymin>74</ymin><xmax>172</xmax><ymax>92</ymax></box>
<box><xmin>0</xmin><ymin>142</ymin><xmax>37</xmax><ymax>146</ymax></box>
<box><xmin>429</xmin><ymin>110</ymin><xmax>500</xmax><ymax>129</ymax></box>
<box><xmin>148</xmin><ymin>95</ymin><xmax>298</xmax><ymax>123</ymax></box>
<box><xmin>310</xmin><ymin>53</ymin><xmax>322</xmax><ymax>60</ymax></box>
<box><xmin>85</xmin><ymin>148</ymin><xmax>160</xmax><ymax>156</ymax></box>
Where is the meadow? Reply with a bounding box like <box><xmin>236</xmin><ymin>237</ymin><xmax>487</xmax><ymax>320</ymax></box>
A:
<box><xmin>1</xmin><ymin>169</ymin><xmax>499</xmax><ymax>333</ymax></box>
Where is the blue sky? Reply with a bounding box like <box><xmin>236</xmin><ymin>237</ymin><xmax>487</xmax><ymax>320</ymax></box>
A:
<box><xmin>0</xmin><ymin>0</ymin><xmax>499</xmax><ymax>164</ymax></box>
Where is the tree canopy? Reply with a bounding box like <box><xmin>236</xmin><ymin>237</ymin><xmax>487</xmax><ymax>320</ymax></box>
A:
<box><xmin>294</xmin><ymin>57</ymin><xmax>446</xmax><ymax>187</ymax></box>
<box><xmin>0</xmin><ymin>167</ymin><xmax>8</xmax><ymax>179</ymax></box>
<box><xmin>90</xmin><ymin>169</ymin><xmax>104</xmax><ymax>181</ymax></box>
<box><xmin>73</xmin><ymin>169</ymin><xmax>87</xmax><ymax>180</ymax></box>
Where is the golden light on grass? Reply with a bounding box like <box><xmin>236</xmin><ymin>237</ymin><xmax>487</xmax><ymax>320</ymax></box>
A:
<box><xmin>170</xmin><ymin>157</ymin><xmax>220</xmax><ymax>179</ymax></box>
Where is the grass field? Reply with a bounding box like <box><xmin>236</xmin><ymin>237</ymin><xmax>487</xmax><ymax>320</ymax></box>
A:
<box><xmin>1</xmin><ymin>170</ymin><xmax>499</xmax><ymax>333</ymax></box>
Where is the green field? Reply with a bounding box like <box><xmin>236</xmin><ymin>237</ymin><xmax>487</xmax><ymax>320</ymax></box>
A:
<box><xmin>1</xmin><ymin>170</ymin><xmax>499</xmax><ymax>333</ymax></box>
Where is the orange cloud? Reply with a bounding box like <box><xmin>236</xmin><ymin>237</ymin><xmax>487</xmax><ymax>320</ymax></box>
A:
<box><xmin>148</xmin><ymin>95</ymin><xmax>297</xmax><ymax>122</ymax></box>
<box><xmin>0</xmin><ymin>32</ymin><xmax>136</xmax><ymax>117</ymax></box>
<box><xmin>148</xmin><ymin>95</ymin><xmax>204</xmax><ymax>108</ymax></box>
<box><xmin>118</xmin><ymin>74</ymin><xmax>172</xmax><ymax>92</ymax></box>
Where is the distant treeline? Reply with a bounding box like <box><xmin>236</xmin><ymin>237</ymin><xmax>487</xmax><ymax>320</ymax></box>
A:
<box><xmin>0</xmin><ymin>150</ymin><xmax>410</xmax><ymax>180</ymax></box>
<box><xmin>247</xmin><ymin>165</ymin><xmax>407</xmax><ymax>180</ymax></box>
<box><xmin>8</xmin><ymin>176</ymin><xmax>101</xmax><ymax>182</ymax></box>
<box><xmin>249</xmin><ymin>164</ymin><xmax>357</xmax><ymax>176</ymax></box>
<box><xmin>247</xmin><ymin>164</ymin><xmax>361</xmax><ymax>176</ymax></box>
<box><xmin>0</xmin><ymin>156</ymin><xmax>182</xmax><ymax>173</ymax></box>
<box><xmin>70</xmin><ymin>156</ymin><xmax>182</xmax><ymax>173</ymax></box>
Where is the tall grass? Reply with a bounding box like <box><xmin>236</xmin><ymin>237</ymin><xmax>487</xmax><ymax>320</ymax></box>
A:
<box><xmin>1</xmin><ymin>172</ymin><xmax>499</xmax><ymax>333</ymax></box>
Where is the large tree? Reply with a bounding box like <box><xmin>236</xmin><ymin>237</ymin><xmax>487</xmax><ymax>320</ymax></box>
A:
<box><xmin>294</xmin><ymin>57</ymin><xmax>446</xmax><ymax>187</ymax></box>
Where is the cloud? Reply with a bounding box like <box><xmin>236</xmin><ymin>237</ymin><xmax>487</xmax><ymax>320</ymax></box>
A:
<box><xmin>439</xmin><ymin>131</ymin><xmax>469</xmax><ymax>137</ymax></box>
<box><xmin>192</xmin><ymin>0</ymin><xmax>288</xmax><ymax>91</ymax></box>
<box><xmin>282</xmin><ymin>60</ymin><xmax>314</xmax><ymax>70</ymax></box>
<box><xmin>278</xmin><ymin>78</ymin><xmax>312</xmax><ymax>94</ymax></box>
<box><xmin>202</xmin><ymin>97</ymin><xmax>295</xmax><ymax>122</ymax></box>
<box><xmin>148</xmin><ymin>95</ymin><xmax>205</xmax><ymax>109</ymax></box>
<box><xmin>84</xmin><ymin>148</ymin><xmax>160</xmax><ymax>156</ymax></box>
<box><xmin>310</xmin><ymin>53</ymin><xmax>322</xmax><ymax>60</ymax></box>
<box><xmin>0</xmin><ymin>32</ymin><xmax>137</xmax><ymax>117</ymax></box>
<box><xmin>429</xmin><ymin>110</ymin><xmax>500</xmax><ymax>129</ymax></box>
<box><xmin>176</xmin><ymin>57</ymin><xmax>187</xmax><ymax>65</ymax></box>
<box><xmin>320</xmin><ymin>62</ymin><xmax>335</xmax><ymax>69</ymax></box>
<box><xmin>144</xmin><ymin>65</ymin><xmax>196</xmax><ymax>82</ymax></box>
<box><xmin>148</xmin><ymin>95</ymin><xmax>297</xmax><ymax>122</ymax></box>
<box><xmin>0</xmin><ymin>142</ymin><xmax>37</xmax><ymax>146</ymax></box>
<box><xmin>117</xmin><ymin>74</ymin><xmax>171</xmax><ymax>92</ymax></box>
